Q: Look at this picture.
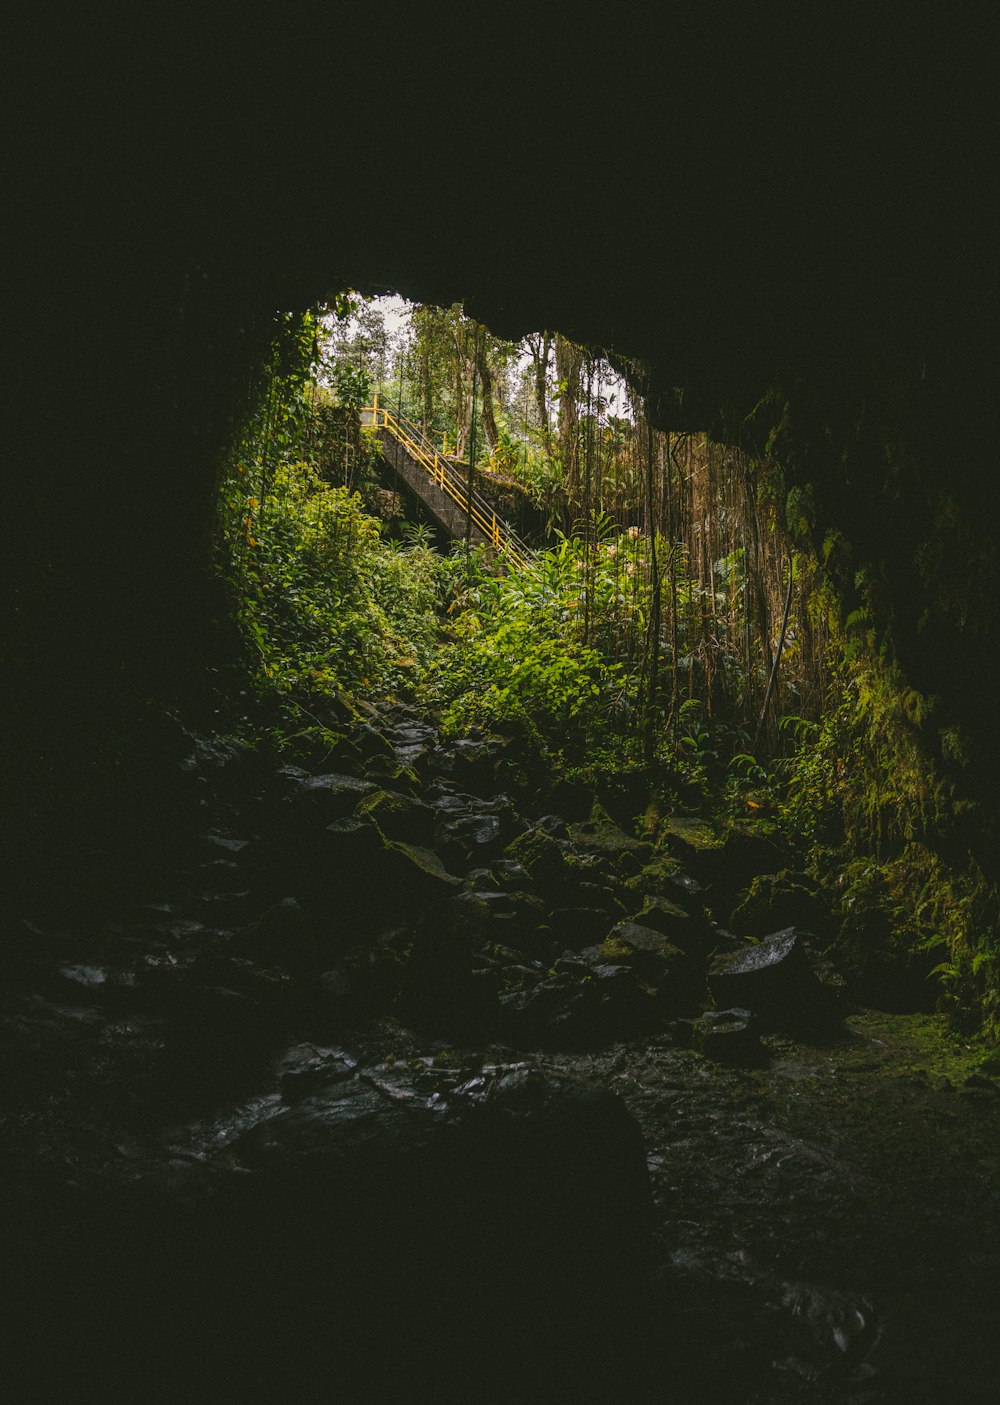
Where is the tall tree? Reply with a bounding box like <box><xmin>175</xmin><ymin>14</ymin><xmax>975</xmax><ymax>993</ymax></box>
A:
<box><xmin>554</xmin><ymin>333</ymin><xmax>584</xmax><ymax>498</ymax></box>
<box><xmin>475</xmin><ymin>338</ymin><xmax>500</xmax><ymax>451</ymax></box>
<box><xmin>525</xmin><ymin>331</ymin><xmax>553</xmax><ymax>450</ymax></box>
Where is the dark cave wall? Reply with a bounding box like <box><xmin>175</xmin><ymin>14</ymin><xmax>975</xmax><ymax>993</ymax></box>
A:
<box><xmin>8</xmin><ymin>10</ymin><xmax>999</xmax><ymax>811</ymax></box>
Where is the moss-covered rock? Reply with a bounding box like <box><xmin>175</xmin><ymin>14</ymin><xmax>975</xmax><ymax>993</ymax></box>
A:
<box><xmin>505</xmin><ymin>826</ymin><xmax>573</xmax><ymax>890</ymax></box>
<box><xmin>569</xmin><ymin>802</ymin><xmax>652</xmax><ymax>870</ymax></box>
<box><xmin>597</xmin><ymin>920</ymin><xmax>702</xmax><ymax>1011</ymax></box>
<box><xmin>730</xmin><ymin>870</ymin><xmax>831</xmax><ymax>939</ymax></box>
<box><xmin>634</xmin><ymin>895</ymin><xmax>712</xmax><ymax>957</ymax></box>
<box><xmin>355</xmin><ymin>788</ymin><xmax>436</xmax><ymax>846</ymax></box>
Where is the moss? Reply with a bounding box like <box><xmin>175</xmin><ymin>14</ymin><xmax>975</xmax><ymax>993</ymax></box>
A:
<box><xmin>623</xmin><ymin>856</ymin><xmax>683</xmax><ymax>901</ymax></box>
<box><xmin>730</xmin><ymin>870</ymin><xmax>829</xmax><ymax>939</ymax></box>
<box><xmin>659</xmin><ymin>816</ymin><xmax>721</xmax><ymax>851</ymax></box>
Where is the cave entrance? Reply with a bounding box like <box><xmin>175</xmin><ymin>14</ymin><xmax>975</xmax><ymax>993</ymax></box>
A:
<box><xmin>218</xmin><ymin>289</ymin><xmax>816</xmax><ymax>786</ymax></box>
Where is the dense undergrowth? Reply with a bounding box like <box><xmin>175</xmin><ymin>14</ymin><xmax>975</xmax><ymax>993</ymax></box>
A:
<box><xmin>211</xmin><ymin>305</ymin><xmax>1000</xmax><ymax>1041</ymax></box>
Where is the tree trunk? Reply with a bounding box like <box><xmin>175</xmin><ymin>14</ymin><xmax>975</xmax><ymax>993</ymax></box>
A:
<box><xmin>531</xmin><ymin>331</ymin><xmax>552</xmax><ymax>448</ymax></box>
<box><xmin>555</xmin><ymin>332</ymin><xmax>583</xmax><ymax>497</ymax></box>
<box><xmin>420</xmin><ymin>343</ymin><xmax>433</xmax><ymax>429</ymax></box>
<box><xmin>476</xmin><ymin>342</ymin><xmax>499</xmax><ymax>450</ymax></box>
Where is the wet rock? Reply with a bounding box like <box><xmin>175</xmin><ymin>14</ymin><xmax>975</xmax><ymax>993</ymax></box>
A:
<box><xmin>274</xmin><ymin>762</ymin><xmax>310</xmax><ymax>788</ymax></box>
<box><xmin>392</xmin><ymin>741</ymin><xmax>431</xmax><ymax>771</ymax></box>
<box><xmin>464</xmin><ymin>887</ymin><xmax>549</xmax><ymax>956</ymax></box>
<box><xmin>435</xmin><ymin>810</ymin><xmax>505</xmax><ymax>867</ymax></box>
<box><xmin>431</xmin><ymin>792</ymin><xmax>521</xmax><ymax>868</ymax></box>
<box><xmin>284</xmin><ymin>771</ymin><xmax>376</xmax><ymax>826</ymax></box>
<box><xmin>499</xmin><ymin>979</ymin><xmax>590</xmax><ymax>1044</ymax></box>
<box><xmin>430</xmin><ymin>735</ymin><xmax>514</xmax><ymax>794</ymax></box>
<box><xmin>553</xmin><ymin>956</ymin><xmax>595</xmax><ymax>979</ymax></box>
<box><xmin>145</xmin><ymin>1060</ymin><xmax>649</xmax><ymax>1398</ymax></box>
<box><xmin>707</xmin><ymin>825</ymin><xmax>787</xmax><ymax>908</ymax></box>
<box><xmin>659</xmin><ymin>815</ymin><xmax>722</xmax><ymax>880</ymax></box>
<box><xmin>200</xmin><ymin>831</ymin><xmax>249</xmax><ymax>856</ymax></box>
<box><xmin>491</xmin><ymin>857</ymin><xmax>530</xmax><ymax>886</ymax></box>
<box><xmin>691</xmin><ymin>1007</ymin><xmax>767</xmax><ymax>1066</ymax></box>
<box><xmin>49</xmin><ymin>961</ymin><xmax>142</xmax><ymax>1012</ymax></box>
<box><xmin>381</xmin><ymin>842</ymin><xmax>463</xmax><ymax>923</ymax></box>
<box><xmin>389</xmin><ymin>723</ymin><xmax>437</xmax><ymax>747</ymax></box>
<box><xmin>708</xmin><ymin>927</ymin><xmax>833</xmax><ymax>1032</ymax></box>
<box><xmin>1</xmin><ymin>1056</ymin><xmax>648</xmax><ymax>1399</ymax></box>
<box><xmin>361</xmin><ymin>756</ymin><xmax>420</xmax><ymax>788</ymax></box>
<box><xmin>605</xmin><ymin>920</ymin><xmax>688</xmax><ymax>964</ymax></box>
<box><xmin>277</xmin><ymin>1044</ymin><xmax>358</xmax><ymax>1102</ymax></box>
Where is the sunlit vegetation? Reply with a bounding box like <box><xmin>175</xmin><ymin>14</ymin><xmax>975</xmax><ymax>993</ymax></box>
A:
<box><xmin>211</xmin><ymin>294</ymin><xmax>1000</xmax><ymax>1035</ymax></box>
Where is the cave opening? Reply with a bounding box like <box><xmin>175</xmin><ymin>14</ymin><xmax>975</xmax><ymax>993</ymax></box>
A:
<box><xmin>8</xmin><ymin>11</ymin><xmax>1000</xmax><ymax>1401</ymax></box>
<box><xmin>7</xmin><ymin>270</ymin><xmax>1000</xmax><ymax>1403</ymax></box>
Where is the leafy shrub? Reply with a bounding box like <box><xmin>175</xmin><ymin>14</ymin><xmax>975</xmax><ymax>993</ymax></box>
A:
<box><xmin>232</xmin><ymin>461</ymin><xmax>444</xmax><ymax>705</ymax></box>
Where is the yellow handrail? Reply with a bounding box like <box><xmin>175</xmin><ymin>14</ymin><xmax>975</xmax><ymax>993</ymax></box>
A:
<box><xmin>362</xmin><ymin>404</ymin><xmax>532</xmax><ymax>570</ymax></box>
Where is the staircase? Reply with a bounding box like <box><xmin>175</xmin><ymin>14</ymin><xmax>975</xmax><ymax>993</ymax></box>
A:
<box><xmin>361</xmin><ymin>400</ymin><xmax>530</xmax><ymax>569</ymax></box>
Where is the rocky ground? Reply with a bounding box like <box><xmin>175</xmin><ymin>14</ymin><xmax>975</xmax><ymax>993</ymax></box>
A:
<box><xmin>3</xmin><ymin>705</ymin><xmax>1000</xmax><ymax>1402</ymax></box>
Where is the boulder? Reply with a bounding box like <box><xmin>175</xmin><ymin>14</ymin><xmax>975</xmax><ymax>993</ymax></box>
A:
<box><xmin>351</xmin><ymin>722</ymin><xmax>398</xmax><ymax>763</ymax></box>
<box><xmin>704</xmin><ymin>825</ymin><xmax>786</xmax><ymax>907</ymax></box>
<box><xmin>277</xmin><ymin>1043</ymin><xmax>358</xmax><ymax>1102</ymax></box>
<box><xmin>569</xmin><ymin>804</ymin><xmax>652</xmax><ymax>871</ymax></box>
<box><xmin>354</xmin><ymin>787</ymin><xmax>437</xmax><ymax>846</ymax></box>
<box><xmin>623</xmin><ymin>855</ymin><xmax>705</xmax><ymax>911</ymax></box>
<box><xmin>599</xmin><ymin>921</ymin><xmax>701</xmax><ymax>1012</ymax></box>
<box><xmin>6</xmin><ymin>1058</ymin><xmax>651</xmax><ymax>1401</ymax></box>
<box><xmin>293</xmin><ymin>820</ymin><xmax>461</xmax><ymax>938</ymax></box>
<box><xmin>708</xmin><ymin>927</ymin><xmax>833</xmax><ymax>1032</ymax></box>
<box><xmin>283</xmin><ymin>771</ymin><xmax>375</xmax><ymax>826</ymax></box>
<box><xmin>658</xmin><ymin>815</ymin><xmax>722</xmax><ymax>882</ymax></box>
<box><xmin>729</xmin><ymin>869</ymin><xmax>830</xmax><ymax>938</ymax></box>
<box><xmin>504</xmin><ymin>825</ymin><xmax>573</xmax><ymax>891</ymax></box>
<box><xmin>634</xmin><ymin>895</ymin><xmax>712</xmax><ymax>957</ymax></box>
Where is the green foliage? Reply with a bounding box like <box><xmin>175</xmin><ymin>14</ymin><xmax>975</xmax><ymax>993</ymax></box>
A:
<box><xmin>779</xmin><ymin>656</ymin><xmax>943</xmax><ymax>854</ymax></box>
<box><xmin>422</xmin><ymin>541</ymin><xmax>629</xmax><ymax>760</ymax></box>
<box><xmin>421</xmin><ymin>527</ymin><xmax>739</xmax><ymax>772</ymax></box>
<box><xmin>227</xmin><ymin>460</ymin><xmax>444</xmax><ymax>708</ymax></box>
<box><xmin>773</xmin><ymin>619</ymin><xmax>1000</xmax><ymax>1036</ymax></box>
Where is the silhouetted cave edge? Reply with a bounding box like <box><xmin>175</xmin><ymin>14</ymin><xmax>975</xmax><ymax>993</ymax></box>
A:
<box><xmin>8</xmin><ymin>12</ymin><xmax>998</xmax><ymax>826</ymax></box>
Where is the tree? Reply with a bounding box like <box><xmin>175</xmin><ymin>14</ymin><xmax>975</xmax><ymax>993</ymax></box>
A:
<box><xmin>525</xmin><ymin>331</ymin><xmax>553</xmax><ymax>450</ymax></box>
<box><xmin>554</xmin><ymin>333</ymin><xmax>584</xmax><ymax>499</ymax></box>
